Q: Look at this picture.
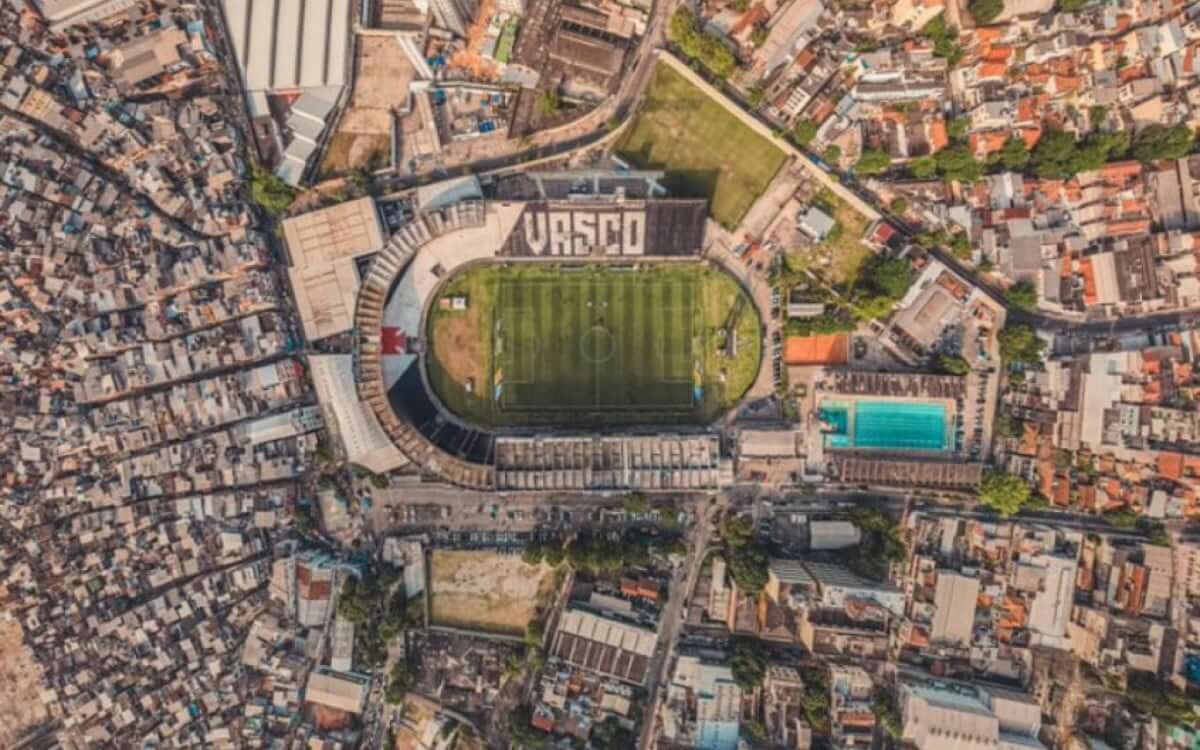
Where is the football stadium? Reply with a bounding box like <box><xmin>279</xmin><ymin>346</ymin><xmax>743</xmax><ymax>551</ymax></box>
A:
<box><xmin>426</xmin><ymin>263</ymin><xmax>758</xmax><ymax>428</ymax></box>
<box><xmin>347</xmin><ymin>171</ymin><xmax>761</xmax><ymax>491</ymax></box>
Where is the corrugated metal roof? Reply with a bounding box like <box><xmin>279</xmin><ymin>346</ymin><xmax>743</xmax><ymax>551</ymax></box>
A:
<box><xmin>273</xmin><ymin>0</ymin><xmax>303</xmax><ymax>89</ymax></box>
<box><xmin>300</xmin><ymin>0</ymin><xmax>333</xmax><ymax>88</ymax></box>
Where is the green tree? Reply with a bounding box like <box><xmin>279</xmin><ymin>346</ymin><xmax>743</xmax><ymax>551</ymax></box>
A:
<box><xmin>949</xmin><ymin>231</ymin><xmax>971</xmax><ymax>259</ymax></box>
<box><xmin>543</xmin><ymin>540</ymin><xmax>565</xmax><ymax>566</ymax></box>
<box><xmin>722</xmin><ymin>516</ymin><xmax>769</xmax><ymax>593</ymax></box>
<box><xmin>909</xmin><ymin>154</ymin><xmax>938</xmax><ymax>179</ymax></box>
<box><xmin>969</xmin><ymin>0</ymin><xmax>1004</xmax><ymax>23</ymax></box>
<box><xmin>922</xmin><ymin>14</ymin><xmax>964</xmax><ymax>67</ymax></box>
<box><xmin>1057</xmin><ymin>0</ymin><xmax>1089</xmax><ymax>9</ymax></box>
<box><xmin>935</xmin><ymin>144</ymin><xmax>983</xmax><ymax>182</ymax></box>
<box><xmin>1005</xmin><ymin>280</ymin><xmax>1038</xmax><ymax>311</ymax></box>
<box><xmin>539</xmin><ymin>88</ymin><xmax>561</xmax><ymax>118</ymax></box>
<box><xmin>855</xmin><ymin>148</ymin><xmax>892</xmax><ymax>175</ymax></box>
<box><xmin>1030</xmin><ymin>129</ymin><xmax>1079</xmax><ymax>179</ymax></box>
<box><xmin>890</xmin><ymin>196</ymin><xmax>909</xmax><ymax>214</ymax></box>
<box><xmin>873</xmin><ymin>689</ymin><xmax>903</xmax><ymax>739</ymax></box>
<box><xmin>670</xmin><ymin>8</ymin><xmax>736</xmax><ymax>78</ymax></box>
<box><xmin>522</xmin><ymin>541</ymin><xmax>545</xmax><ymax>566</ymax></box>
<box><xmin>525</xmin><ymin>619</ymin><xmax>545</xmax><ymax>648</ymax></box>
<box><xmin>1088</xmin><ymin>105</ymin><xmax>1108</xmax><ymax>129</ymax></box>
<box><xmin>996</xmin><ymin>137</ymin><xmax>1031</xmax><ymax>171</ymax></box>
<box><xmin>623</xmin><ymin>491</ymin><xmax>650</xmax><ymax>514</ymax></box>
<box><xmin>851</xmin><ymin>294</ymin><xmax>896</xmax><ymax>322</ymax></box>
<box><xmin>979</xmin><ymin>471</ymin><xmax>1032</xmax><ymax>516</ymax></box>
<box><xmin>792</xmin><ymin>118</ymin><xmax>818</xmax><ymax>147</ymax></box>
<box><xmin>1131</xmin><ymin>124</ymin><xmax>1195</xmax><ymax>163</ymax></box>
<box><xmin>994</xmin><ymin>413</ymin><xmax>1019</xmax><ymax>438</ymax></box>
<box><xmin>862</xmin><ymin>255</ymin><xmax>913</xmax><ymax>300</ymax></box>
<box><xmin>1103</xmin><ymin>510</ymin><xmax>1140</xmax><ymax>530</ymax></box>
<box><xmin>750</xmin><ymin>25</ymin><xmax>769</xmax><ymax>47</ymax></box>
<box><xmin>997</xmin><ymin>324</ymin><xmax>1045</xmax><ymax>367</ymax></box>
<box><xmin>823</xmin><ymin>144</ymin><xmax>842</xmax><ymax>163</ymax></box>
<box><xmin>948</xmin><ymin>116</ymin><xmax>971</xmax><ymax>142</ymax></box>
<box><xmin>937</xmin><ymin>353</ymin><xmax>971</xmax><ymax>375</ymax></box>
<box><xmin>249</xmin><ymin>163</ymin><xmax>295</xmax><ymax>218</ymax></box>
<box><xmin>386</xmin><ymin>659</ymin><xmax>412</xmax><ymax>704</ymax></box>
<box><xmin>592</xmin><ymin>716</ymin><xmax>637</xmax><ymax>750</ymax></box>
<box><xmin>730</xmin><ymin>640</ymin><xmax>768</xmax><ymax>691</ymax></box>
<box><xmin>337</xmin><ymin>577</ymin><xmax>373</xmax><ymax>625</ymax></box>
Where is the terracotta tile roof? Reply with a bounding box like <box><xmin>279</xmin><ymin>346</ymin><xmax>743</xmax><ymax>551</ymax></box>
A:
<box><xmin>979</xmin><ymin>61</ymin><xmax>1009</xmax><ymax>79</ymax></box>
<box><xmin>1106</xmin><ymin>218</ymin><xmax>1151</xmax><ymax>236</ymax></box>
<box><xmin>929</xmin><ymin>119</ymin><xmax>948</xmax><ymax>151</ymax></box>
<box><xmin>1019</xmin><ymin>126</ymin><xmax>1042</xmax><ymax>148</ymax></box>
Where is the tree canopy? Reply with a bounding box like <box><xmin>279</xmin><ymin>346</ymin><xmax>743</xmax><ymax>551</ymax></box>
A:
<box><xmin>937</xmin><ymin>353</ymin><xmax>971</xmax><ymax>375</ymax></box>
<box><xmin>670</xmin><ymin>8</ymin><xmax>736</xmax><ymax>78</ymax></box>
<box><xmin>861</xmin><ymin>255</ymin><xmax>913</xmax><ymax>300</ymax></box>
<box><xmin>969</xmin><ymin>0</ymin><xmax>1004</xmax><ymax>23</ymax></box>
<box><xmin>921</xmin><ymin>14</ymin><xmax>964</xmax><ymax>67</ymax></box>
<box><xmin>997</xmin><ymin>324</ymin><xmax>1045</xmax><ymax>367</ymax></box>
<box><xmin>1004</xmin><ymin>281</ymin><xmax>1038</xmax><ymax>311</ymax></box>
<box><xmin>722</xmin><ymin>516</ymin><xmax>769</xmax><ymax>593</ymax></box>
<box><xmin>995</xmin><ymin>137</ymin><xmax>1031</xmax><ymax>171</ymax></box>
<box><xmin>1030</xmin><ymin>129</ymin><xmax>1130</xmax><ymax>179</ymax></box>
<box><xmin>1131</xmin><ymin>124</ymin><xmax>1195</xmax><ymax>163</ymax></box>
<box><xmin>855</xmin><ymin>148</ymin><xmax>892</xmax><ymax>175</ymax></box>
<box><xmin>730</xmin><ymin>640</ymin><xmax>768</xmax><ymax>691</ymax></box>
<box><xmin>909</xmin><ymin>155</ymin><xmax>938</xmax><ymax>179</ymax></box>
<box><xmin>979</xmin><ymin>471</ymin><xmax>1032</xmax><ymax>516</ymax></box>
<box><xmin>935</xmin><ymin>144</ymin><xmax>983</xmax><ymax>183</ymax></box>
<box><xmin>249</xmin><ymin>163</ymin><xmax>295</xmax><ymax>218</ymax></box>
<box><xmin>792</xmin><ymin>118</ymin><xmax>818</xmax><ymax>147</ymax></box>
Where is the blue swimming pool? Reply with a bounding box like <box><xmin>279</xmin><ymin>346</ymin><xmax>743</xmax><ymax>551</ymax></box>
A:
<box><xmin>819</xmin><ymin>399</ymin><xmax>949</xmax><ymax>451</ymax></box>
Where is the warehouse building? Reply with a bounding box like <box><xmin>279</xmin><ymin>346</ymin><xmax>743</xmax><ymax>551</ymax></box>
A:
<box><xmin>32</xmin><ymin>0</ymin><xmax>141</xmax><ymax>30</ymax></box>
<box><xmin>551</xmin><ymin>608</ymin><xmax>659</xmax><ymax>685</ymax></box>
<box><xmin>220</xmin><ymin>0</ymin><xmax>352</xmax><ymax>184</ymax></box>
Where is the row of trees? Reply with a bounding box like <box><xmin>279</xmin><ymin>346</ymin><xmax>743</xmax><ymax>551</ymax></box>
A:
<box><xmin>721</xmin><ymin>516</ymin><xmax>769</xmax><ymax>593</ymax></box>
<box><xmin>669</xmin><ymin>8</ymin><xmax>736</xmax><ymax>79</ymax></box>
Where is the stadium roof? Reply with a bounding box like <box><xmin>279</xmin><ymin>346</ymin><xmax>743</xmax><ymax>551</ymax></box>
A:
<box><xmin>309</xmin><ymin>355</ymin><xmax>408</xmax><ymax>474</ymax></box>
<box><xmin>282</xmin><ymin>198</ymin><xmax>385</xmax><ymax>340</ymax></box>
<box><xmin>222</xmin><ymin>0</ymin><xmax>351</xmax><ymax>93</ymax></box>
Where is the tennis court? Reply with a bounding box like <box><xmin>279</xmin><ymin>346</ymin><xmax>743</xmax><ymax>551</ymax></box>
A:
<box><xmin>820</xmin><ymin>398</ymin><xmax>950</xmax><ymax>451</ymax></box>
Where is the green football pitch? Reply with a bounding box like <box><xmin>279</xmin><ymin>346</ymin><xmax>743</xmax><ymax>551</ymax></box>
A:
<box><xmin>426</xmin><ymin>264</ymin><xmax>762</xmax><ymax>428</ymax></box>
<box><xmin>496</xmin><ymin>271</ymin><xmax>696</xmax><ymax>413</ymax></box>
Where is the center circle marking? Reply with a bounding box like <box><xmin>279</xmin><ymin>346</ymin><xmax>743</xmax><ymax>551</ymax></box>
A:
<box><xmin>580</xmin><ymin>325</ymin><xmax>616</xmax><ymax>364</ymax></box>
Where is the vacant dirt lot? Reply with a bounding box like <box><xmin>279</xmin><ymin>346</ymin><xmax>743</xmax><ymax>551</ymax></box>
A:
<box><xmin>0</xmin><ymin>618</ymin><xmax>49</xmax><ymax>745</ymax></box>
<box><xmin>320</xmin><ymin>36</ymin><xmax>415</xmax><ymax>176</ymax></box>
<box><xmin>430</xmin><ymin>550</ymin><xmax>555</xmax><ymax>635</ymax></box>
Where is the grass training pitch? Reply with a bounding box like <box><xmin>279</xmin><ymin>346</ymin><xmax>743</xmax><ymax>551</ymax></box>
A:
<box><xmin>426</xmin><ymin>263</ymin><xmax>762</xmax><ymax>428</ymax></box>
<box><xmin>428</xmin><ymin>550</ymin><xmax>557</xmax><ymax>635</ymax></box>
<box><xmin>616</xmin><ymin>63</ymin><xmax>787</xmax><ymax>230</ymax></box>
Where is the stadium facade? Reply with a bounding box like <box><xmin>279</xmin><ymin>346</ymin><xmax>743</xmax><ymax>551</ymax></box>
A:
<box><xmin>350</xmin><ymin>172</ymin><xmax>737</xmax><ymax>491</ymax></box>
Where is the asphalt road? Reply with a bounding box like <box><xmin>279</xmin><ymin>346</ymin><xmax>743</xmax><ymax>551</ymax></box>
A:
<box><xmin>637</xmin><ymin>496</ymin><xmax>720</xmax><ymax>749</ymax></box>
